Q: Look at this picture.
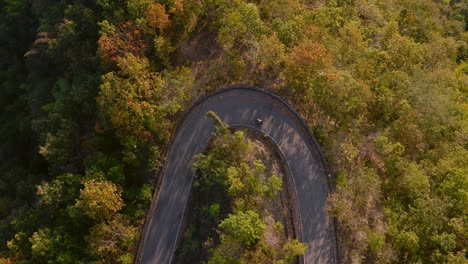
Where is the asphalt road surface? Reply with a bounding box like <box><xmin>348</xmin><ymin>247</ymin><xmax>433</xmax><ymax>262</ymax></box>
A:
<box><xmin>138</xmin><ymin>87</ymin><xmax>338</xmax><ymax>264</ymax></box>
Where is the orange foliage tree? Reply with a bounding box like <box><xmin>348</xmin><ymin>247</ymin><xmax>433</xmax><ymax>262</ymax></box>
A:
<box><xmin>98</xmin><ymin>21</ymin><xmax>150</xmax><ymax>66</ymax></box>
<box><xmin>145</xmin><ymin>3</ymin><xmax>170</xmax><ymax>33</ymax></box>
<box><xmin>284</xmin><ymin>41</ymin><xmax>334</xmax><ymax>107</ymax></box>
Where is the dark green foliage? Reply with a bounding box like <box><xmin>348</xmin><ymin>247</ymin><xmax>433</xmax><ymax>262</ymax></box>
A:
<box><xmin>0</xmin><ymin>0</ymin><xmax>175</xmax><ymax>262</ymax></box>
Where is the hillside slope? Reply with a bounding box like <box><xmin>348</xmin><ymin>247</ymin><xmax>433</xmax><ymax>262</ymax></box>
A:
<box><xmin>0</xmin><ymin>0</ymin><xmax>466</xmax><ymax>263</ymax></box>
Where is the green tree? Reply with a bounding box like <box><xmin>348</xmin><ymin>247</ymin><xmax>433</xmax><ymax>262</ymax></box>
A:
<box><xmin>126</xmin><ymin>0</ymin><xmax>153</xmax><ymax>19</ymax></box>
<box><xmin>87</xmin><ymin>214</ymin><xmax>137</xmax><ymax>263</ymax></box>
<box><xmin>282</xmin><ymin>239</ymin><xmax>307</xmax><ymax>263</ymax></box>
<box><xmin>218</xmin><ymin>2</ymin><xmax>266</xmax><ymax>49</ymax></box>
<box><xmin>37</xmin><ymin>173</ymin><xmax>81</xmax><ymax>209</ymax></box>
<box><xmin>218</xmin><ymin>210</ymin><xmax>265</xmax><ymax>247</ymax></box>
<box><xmin>74</xmin><ymin>179</ymin><xmax>123</xmax><ymax>221</ymax></box>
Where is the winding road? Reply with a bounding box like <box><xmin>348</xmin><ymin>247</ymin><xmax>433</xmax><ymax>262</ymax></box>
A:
<box><xmin>137</xmin><ymin>87</ymin><xmax>338</xmax><ymax>264</ymax></box>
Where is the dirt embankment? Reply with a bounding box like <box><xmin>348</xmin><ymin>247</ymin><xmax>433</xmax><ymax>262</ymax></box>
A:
<box><xmin>246</xmin><ymin>130</ymin><xmax>301</xmax><ymax>248</ymax></box>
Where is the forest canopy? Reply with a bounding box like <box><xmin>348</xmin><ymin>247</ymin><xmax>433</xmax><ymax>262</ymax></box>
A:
<box><xmin>0</xmin><ymin>0</ymin><xmax>466</xmax><ymax>263</ymax></box>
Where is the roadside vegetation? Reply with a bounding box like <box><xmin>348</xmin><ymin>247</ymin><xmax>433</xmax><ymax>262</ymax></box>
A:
<box><xmin>175</xmin><ymin>114</ymin><xmax>305</xmax><ymax>263</ymax></box>
<box><xmin>0</xmin><ymin>0</ymin><xmax>466</xmax><ymax>263</ymax></box>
